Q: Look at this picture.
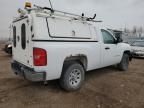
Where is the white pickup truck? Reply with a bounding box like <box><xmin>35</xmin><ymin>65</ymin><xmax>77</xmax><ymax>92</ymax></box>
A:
<box><xmin>11</xmin><ymin>4</ymin><xmax>132</xmax><ymax>91</ymax></box>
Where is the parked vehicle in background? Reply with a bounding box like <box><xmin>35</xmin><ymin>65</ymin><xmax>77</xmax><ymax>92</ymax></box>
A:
<box><xmin>4</xmin><ymin>42</ymin><xmax>12</xmax><ymax>55</ymax></box>
<box><xmin>131</xmin><ymin>40</ymin><xmax>144</xmax><ymax>57</ymax></box>
<box><xmin>11</xmin><ymin>3</ymin><xmax>132</xmax><ymax>91</ymax></box>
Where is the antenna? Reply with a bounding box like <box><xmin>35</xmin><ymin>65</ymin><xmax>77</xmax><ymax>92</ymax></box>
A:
<box><xmin>49</xmin><ymin>0</ymin><xmax>53</xmax><ymax>10</ymax></box>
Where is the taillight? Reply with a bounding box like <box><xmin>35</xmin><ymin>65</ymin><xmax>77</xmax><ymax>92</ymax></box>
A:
<box><xmin>33</xmin><ymin>48</ymin><xmax>47</xmax><ymax>66</ymax></box>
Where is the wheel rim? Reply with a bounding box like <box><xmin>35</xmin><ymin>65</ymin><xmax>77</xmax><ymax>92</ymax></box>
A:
<box><xmin>69</xmin><ymin>69</ymin><xmax>81</xmax><ymax>87</ymax></box>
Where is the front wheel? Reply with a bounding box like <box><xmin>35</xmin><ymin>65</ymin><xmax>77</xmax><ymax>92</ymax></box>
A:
<box><xmin>59</xmin><ymin>62</ymin><xmax>85</xmax><ymax>91</ymax></box>
<box><xmin>118</xmin><ymin>53</ymin><xmax>129</xmax><ymax>71</ymax></box>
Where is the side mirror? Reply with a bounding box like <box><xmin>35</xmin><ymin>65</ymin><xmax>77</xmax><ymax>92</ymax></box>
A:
<box><xmin>113</xmin><ymin>32</ymin><xmax>123</xmax><ymax>44</ymax></box>
<box><xmin>115</xmin><ymin>36</ymin><xmax>123</xmax><ymax>44</ymax></box>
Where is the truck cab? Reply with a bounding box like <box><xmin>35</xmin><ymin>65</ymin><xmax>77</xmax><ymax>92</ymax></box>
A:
<box><xmin>11</xmin><ymin>3</ymin><xmax>131</xmax><ymax>91</ymax></box>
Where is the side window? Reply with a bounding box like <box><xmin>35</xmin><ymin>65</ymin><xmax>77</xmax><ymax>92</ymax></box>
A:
<box><xmin>13</xmin><ymin>26</ymin><xmax>16</xmax><ymax>47</ymax></box>
<box><xmin>21</xmin><ymin>24</ymin><xmax>26</xmax><ymax>49</ymax></box>
<box><xmin>101</xmin><ymin>29</ymin><xmax>115</xmax><ymax>44</ymax></box>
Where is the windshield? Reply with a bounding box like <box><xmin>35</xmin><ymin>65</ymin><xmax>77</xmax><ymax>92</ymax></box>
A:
<box><xmin>131</xmin><ymin>41</ymin><xmax>144</xmax><ymax>47</ymax></box>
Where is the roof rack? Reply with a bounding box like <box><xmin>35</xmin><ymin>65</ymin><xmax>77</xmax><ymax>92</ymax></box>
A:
<box><xmin>32</xmin><ymin>5</ymin><xmax>102</xmax><ymax>23</ymax></box>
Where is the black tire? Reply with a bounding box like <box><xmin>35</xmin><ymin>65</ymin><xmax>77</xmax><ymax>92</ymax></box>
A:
<box><xmin>59</xmin><ymin>61</ymin><xmax>85</xmax><ymax>91</ymax></box>
<box><xmin>118</xmin><ymin>53</ymin><xmax>129</xmax><ymax>71</ymax></box>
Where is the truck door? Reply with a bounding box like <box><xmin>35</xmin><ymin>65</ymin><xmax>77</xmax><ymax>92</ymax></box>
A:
<box><xmin>101</xmin><ymin>29</ymin><xmax>121</xmax><ymax>67</ymax></box>
<box><xmin>12</xmin><ymin>17</ymin><xmax>32</xmax><ymax>67</ymax></box>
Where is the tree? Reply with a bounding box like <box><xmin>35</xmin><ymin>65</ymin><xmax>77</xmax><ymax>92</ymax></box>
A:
<box><xmin>137</xmin><ymin>26</ymin><xmax>143</xmax><ymax>38</ymax></box>
<box><xmin>132</xmin><ymin>26</ymin><xmax>137</xmax><ymax>34</ymax></box>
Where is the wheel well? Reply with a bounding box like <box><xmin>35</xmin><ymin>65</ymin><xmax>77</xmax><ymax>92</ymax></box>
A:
<box><xmin>124</xmin><ymin>50</ymin><xmax>130</xmax><ymax>55</ymax></box>
<box><xmin>63</xmin><ymin>55</ymin><xmax>88</xmax><ymax>71</ymax></box>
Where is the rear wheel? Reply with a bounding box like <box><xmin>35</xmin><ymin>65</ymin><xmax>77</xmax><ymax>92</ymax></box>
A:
<box><xmin>59</xmin><ymin>61</ymin><xmax>85</xmax><ymax>91</ymax></box>
<box><xmin>118</xmin><ymin>53</ymin><xmax>129</xmax><ymax>71</ymax></box>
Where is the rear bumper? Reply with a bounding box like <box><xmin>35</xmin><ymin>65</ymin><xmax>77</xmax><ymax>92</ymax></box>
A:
<box><xmin>11</xmin><ymin>61</ymin><xmax>46</xmax><ymax>82</ymax></box>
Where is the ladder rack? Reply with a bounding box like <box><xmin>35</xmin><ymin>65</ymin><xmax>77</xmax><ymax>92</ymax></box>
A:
<box><xmin>30</xmin><ymin>5</ymin><xmax>102</xmax><ymax>23</ymax></box>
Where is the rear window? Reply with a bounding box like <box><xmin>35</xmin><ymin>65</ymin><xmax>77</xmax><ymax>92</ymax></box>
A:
<box><xmin>13</xmin><ymin>26</ymin><xmax>16</xmax><ymax>47</ymax></box>
<box><xmin>21</xmin><ymin>24</ymin><xmax>26</xmax><ymax>49</ymax></box>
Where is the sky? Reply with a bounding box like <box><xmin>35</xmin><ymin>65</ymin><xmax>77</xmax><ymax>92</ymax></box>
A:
<box><xmin>0</xmin><ymin>0</ymin><xmax>144</xmax><ymax>39</ymax></box>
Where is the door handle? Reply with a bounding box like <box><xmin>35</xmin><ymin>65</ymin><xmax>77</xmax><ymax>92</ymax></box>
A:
<box><xmin>105</xmin><ymin>47</ymin><xmax>110</xmax><ymax>50</ymax></box>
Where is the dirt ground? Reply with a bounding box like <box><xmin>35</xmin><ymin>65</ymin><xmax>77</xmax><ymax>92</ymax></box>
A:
<box><xmin>0</xmin><ymin>44</ymin><xmax>144</xmax><ymax>108</ymax></box>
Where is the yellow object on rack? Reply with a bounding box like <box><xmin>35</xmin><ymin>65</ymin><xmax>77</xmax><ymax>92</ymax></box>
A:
<box><xmin>25</xmin><ymin>2</ymin><xmax>32</xmax><ymax>8</ymax></box>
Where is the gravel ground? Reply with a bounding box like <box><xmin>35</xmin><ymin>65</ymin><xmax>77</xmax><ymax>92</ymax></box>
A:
<box><xmin>0</xmin><ymin>44</ymin><xmax>144</xmax><ymax>108</ymax></box>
